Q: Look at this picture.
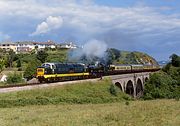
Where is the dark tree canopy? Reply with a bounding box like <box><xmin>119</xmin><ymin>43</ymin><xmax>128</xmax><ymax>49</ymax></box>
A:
<box><xmin>170</xmin><ymin>54</ymin><xmax>180</xmax><ymax>67</ymax></box>
<box><xmin>36</xmin><ymin>50</ymin><xmax>48</xmax><ymax>63</ymax></box>
<box><xmin>24</xmin><ymin>59</ymin><xmax>41</xmax><ymax>80</ymax></box>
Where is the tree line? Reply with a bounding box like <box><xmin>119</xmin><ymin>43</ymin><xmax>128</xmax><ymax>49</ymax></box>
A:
<box><xmin>143</xmin><ymin>54</ymin><xmax>180</xmax><ymax>100</ymax></box>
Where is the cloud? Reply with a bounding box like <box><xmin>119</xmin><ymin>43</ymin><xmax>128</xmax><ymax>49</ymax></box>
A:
<box><xmin>0</xmin><ymin>0</ymin><xmax>180</xmax><ymax>59</ymax></box>
<box><xmin>30</xmin><ymin>16</ymin><xmax>63</xmax><ymax>36</ymax></box>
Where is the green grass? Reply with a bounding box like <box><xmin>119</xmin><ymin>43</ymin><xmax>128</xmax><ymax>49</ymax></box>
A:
<box><xmin>0</xmin><ymin>100</ymin><xmax>179</xmax><ymax>126</ymax></box>
<box><xmin>0</xmin><ymin>78</ymin><xmax>131</xmax><ymax>108</ymax></box>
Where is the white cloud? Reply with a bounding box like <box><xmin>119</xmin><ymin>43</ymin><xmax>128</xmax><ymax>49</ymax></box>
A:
<box><xmin>0</xmin><ymin>0</ymin><xmax>180</xmax><ymax>59</ymax></box>
<box><xmin>30</xmin><ymin>16</ymin><xmax>63</xmax><ymax>36</ymax></box>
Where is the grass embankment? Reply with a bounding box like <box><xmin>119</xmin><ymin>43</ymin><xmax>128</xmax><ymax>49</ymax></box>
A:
<box><xmin>0</xmin><ymin>78</ymin><xmax>130</xmax><ymax>108</ymax></box>
<box><xmin>0</xmin><ymin>100</ymin><xmax>179</xmax><ymax>126</ymax></box>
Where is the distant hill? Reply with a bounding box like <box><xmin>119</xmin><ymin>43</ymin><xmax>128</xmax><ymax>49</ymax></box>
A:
<box><xmin>158</xmin><ymin>60</ymin><xmax>169</xmax><ymax>66</ymax></box>
<box><xmin>107</xmin><ymin>48</ymin><xmax>159</xmax><ymax>65</ymax></box>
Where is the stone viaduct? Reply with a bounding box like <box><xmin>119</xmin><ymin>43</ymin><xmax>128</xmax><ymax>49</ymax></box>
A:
<box><xmin>110</xmin><ymin>72</ymin><xmax>150</xmax><ymax>98</ymax></box>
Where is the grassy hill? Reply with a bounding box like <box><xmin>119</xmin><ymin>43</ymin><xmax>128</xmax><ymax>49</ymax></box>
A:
<box><xmin>0</xmin><ymin>78</ymin><xmax>131</xmax><ymax>108</ymax></box>
<box><xmin>108</xmin><ymin>48</ymin><xmax>158</xmax><ymax>65</ymax></box>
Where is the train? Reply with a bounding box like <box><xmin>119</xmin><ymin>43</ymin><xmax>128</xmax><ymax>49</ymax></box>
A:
<box><xmin>36</xmin><ymin>62</ymin><xmax>160</xmax><ymax>83</ymax></box>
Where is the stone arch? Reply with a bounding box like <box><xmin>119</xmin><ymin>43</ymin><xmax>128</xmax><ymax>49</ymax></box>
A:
<box><xmin>136</xmin><ymin>78</ymin><xmax>143</xmax><ymax>97</ymax></box>
<box><xmin>125</xmin><ymin>80</ymin><xmax>134</xmax><ymax>96</ymax></box>
<box><xmin>145</xmin><ymin>77</ymin><xmax>149</xmax><ymax>82</ymax></box>
<box><xmin>115</xmin><ymin>82</ymin><xmax>123</xmax><ymax>91</ymax></box>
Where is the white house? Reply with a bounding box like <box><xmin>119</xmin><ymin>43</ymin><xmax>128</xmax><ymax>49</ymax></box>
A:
<box><xmin>0</xmin><ymin>42</ymin><xmax>17</xmax><ymax>52</ymax></box>
<box><xmin>16</xmin><ymin>41</ymin><xmax>35</xmax><ymax>53</ymax></box>
<box><xmin>58</xmin><ymin>42</ymin><xmax>77</xmax><ymax>49</ymax></box>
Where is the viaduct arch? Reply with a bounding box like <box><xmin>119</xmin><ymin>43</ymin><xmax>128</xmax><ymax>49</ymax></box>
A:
<box><xmin>112</xmin><ymin>72</ymin><xmax>150</xmax><ymax>98</ymax></box>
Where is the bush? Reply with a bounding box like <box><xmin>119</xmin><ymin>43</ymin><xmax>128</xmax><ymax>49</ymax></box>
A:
<box><xmin>24</xmin><ymin>59</ymin><xmax>41</xmax><ymax>80</ymax></box>
<box><xmin>6</xmin><ymin>72</ymin><xmax>24</xmax><ymax>84</ymax></box>
<box><xmin>109</xmin><ymin>84</ymin><xmax>118</xmax><ymax>96</ymax></box>
<box><xmin>143</xmin><ymin>54</ymin><xmax>180</xmax><ymax>100</ymax></box>
<box><xmin>143</xmin><ymin>72</ymin><xmax>179</xmax><ymax>100</ymax></box>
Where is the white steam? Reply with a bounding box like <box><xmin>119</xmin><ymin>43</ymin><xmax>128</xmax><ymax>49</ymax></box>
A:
<box><xmin>68</xmin><ymin>39</ymin><xmax>108</xmax><ymax>62</ymax></box>
<box><xmin>82</xmin><ymin>39</ymin><xmax>107</xmax><ymax>58</ymax></box>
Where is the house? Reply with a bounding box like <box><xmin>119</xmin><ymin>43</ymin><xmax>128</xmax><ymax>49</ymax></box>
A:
<box><xmin>57</xmin><ymin>42</ymin><xmax>77</xmax><ymax>49</ymax></box>
<box><xmin>16</xmin><ymin>40</ymin><xmax>56</xmax><ymax>53</ymax></box>
<box><xmin>0</xmin><ymin>40</ymin><xmax>77</xmax><ymax>53</ymax></box>
<box><xmin>16</xmin><ymin>41</ymin><xmax>35</xmax><ymax>53</ymax></box>
<box><xmin>0</xmin><ymin>42</ymin><xmax>17</xmax><ymax>52</ymax></box>
<box><xmin>32</xmin><ymin>40</ymin><xmax>56</xmax><ymax>50</ymax></box>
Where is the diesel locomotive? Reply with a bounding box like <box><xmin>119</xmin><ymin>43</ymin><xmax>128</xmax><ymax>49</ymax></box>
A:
<box><xmin>36</xmin><ymin>62</ymin><xmax>160</xmax><ymax>83</ymax></box>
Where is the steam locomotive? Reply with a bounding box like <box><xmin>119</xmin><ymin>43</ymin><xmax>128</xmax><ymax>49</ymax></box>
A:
<box><xmin>36</xmin><ymin>62</ymin><xmax>160</xmax><ymax>83</ymax></box>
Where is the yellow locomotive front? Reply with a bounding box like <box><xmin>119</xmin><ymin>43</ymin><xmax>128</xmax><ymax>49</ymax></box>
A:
<box><xmin>36</xmin><ymin>67</ymin><xmax>45</xmax><ymax>83</ymax></box>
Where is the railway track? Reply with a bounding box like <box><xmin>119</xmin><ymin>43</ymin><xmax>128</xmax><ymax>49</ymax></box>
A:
<box><xmin>0</xmin><ymin>78</ymin><xmax>100</xmax><ymax>93</ymax></box>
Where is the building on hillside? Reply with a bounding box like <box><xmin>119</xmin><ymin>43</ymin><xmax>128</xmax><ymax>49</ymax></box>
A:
<box><xmin>15</xmin><ymin>40</ymin><xmax>56</xmax><ymax>53</ymax></box>
<box><xmin>0</xmin><ymin>40</ymin><xmax>76</xmax><ymax>53</ymax></box>
<box><xmin>32</xmin><ymin>40</ymin><xmax>56</xmax><ymax>50</ymax></box>
<box><xmin>57</xmin><ymin>42</ymin><xmax>77</xmax><ymax>49</ymax></box>
<box><xmin>0</xmin><ymin>42</ymin><xmax>17</xmax><ymax>52</ymax></box>
<box><xmin>16</xmin><ymin>41</ymin><xmax>35</xmax><ymax>53</ymax></box>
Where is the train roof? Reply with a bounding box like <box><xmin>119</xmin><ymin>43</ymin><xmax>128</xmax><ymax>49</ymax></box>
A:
<box><xmin>42</xmin><ymin>62</ymin><xmax>85</xmax><ymax>66</ymax></box>
<box><xmin>111</xmin><ymin>64</ymin><xmax>144</xmax><ymax>66</ymax></box>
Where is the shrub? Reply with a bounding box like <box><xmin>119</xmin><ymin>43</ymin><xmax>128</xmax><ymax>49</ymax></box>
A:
<box><xmin>24</xmin><ymin>59</ymin><xmax>41</xmax><ymax>80</ymax></box>
<box><xmin>6</xmin><ymin>72</ymin><xmax>24</xmax><ymax>84</ymax></box>
<box><xmin>109</xmin><ymin>84</ymin><xmax>117</xmax><ymax>96</ymax></box>
<box><xmin>143</xmin><ymin>72</ymin><xmax>179</xmax><ymax>100</ymax></box>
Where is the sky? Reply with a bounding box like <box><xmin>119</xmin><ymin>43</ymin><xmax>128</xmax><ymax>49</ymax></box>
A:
<box><xmin>0</xmin><ymin>0</ymin><xmax>180</xmax><ymax>61</ymax></box>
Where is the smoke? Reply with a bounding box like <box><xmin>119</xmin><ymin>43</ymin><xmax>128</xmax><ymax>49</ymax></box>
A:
<box><xmin>68</xmin><ymin>39</ymin><xmax>108</xmax><ymax>63</ymax></box>
<box><xmin>82</xmin><ymin>39</ymin><xmax>107</xmax><ymax>58</ymax></box>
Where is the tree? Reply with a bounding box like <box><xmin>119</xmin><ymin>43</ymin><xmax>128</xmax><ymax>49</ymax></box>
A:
<box><xmin>0</xmin><ymin>59</ymin><xmax>5</xmax><ymax>72</ymax></box>
<box><xmin>110</xmin><ymin>48</ymin><xmax>121</xmax><ymax>60</ymax></box>
<box><xmin>144</xmin><ymin>54</ymin><xmax>180</xmax><ymax>100</ymax></box>
<box><xmin>126</xmin><ymin>52</ymin><xmax>137</xmax><ymax>64</ymax></box>
<box><xmin>24</xmin><ymin>59</ymin><xmax>41</xmax><ymax>80</ymax></box>
<box><xmin>36</xmin><ymin>50</ymin><xmax>48</xmax><ymax>63</ymax></box>
<box><xmin>16</xmin><ymin>59</ymin><xmax>21</xmax><ymax>68</ymax></box>
<box><xmin>170</xmin><ymin>54</ymin><xmax>180</xmax><ymax>67</ymax></box>
<box><xmin>143</xmin><ymin>72</ymin><xmax>178</xmax><ymax>99</ymax></box>
<box><xmin>5</xmin><ymin>49</ymin><xmax>15</xmax><ymax>68</ymax></box>
<box><xmin>106</xmin><ymin>48</ymin><xmax>121</xmax><ymax>64</ymax></box>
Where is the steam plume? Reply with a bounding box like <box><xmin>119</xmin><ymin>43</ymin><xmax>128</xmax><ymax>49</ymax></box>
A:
<box><xmin>68</xmin><ymin>39</ymin><xmax>108</xmax><ymax>63</ymax></box>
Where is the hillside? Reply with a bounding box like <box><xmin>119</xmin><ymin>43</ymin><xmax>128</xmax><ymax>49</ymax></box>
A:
<box><xmin>107</xmin><ymin>48</ymin><xmax>158</xmax><ymax>65</ymax></box>
<box><xmin>0</xmin><ymin>79</ymin><xmax>131</xmax><ymax>107</ymax></box>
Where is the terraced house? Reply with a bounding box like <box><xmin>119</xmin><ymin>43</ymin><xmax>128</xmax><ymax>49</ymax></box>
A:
<box><xmin>0</xmin><ymin>41</ymin><xmax>56</xmax><ymax>53</ymax></box>
<box><xmin>0</xmin><ymin>41</ymin><xmax>78</xmax><ymax>53</ymax></box>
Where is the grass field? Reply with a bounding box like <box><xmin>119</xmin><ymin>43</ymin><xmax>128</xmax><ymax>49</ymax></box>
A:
<box><xmin>0</xmin><ymin>78</ymin><xmax>179</xmax><ymax>125</ymax></box>
<box><xmin>0</xmin><ymin>100</ymin><xmax>179</xmax><ymax>126</ymax></box>
<box><xmin>0</xmin><ymin>79</ymin><xmax>131</xmax><ymax>107</ymax></box>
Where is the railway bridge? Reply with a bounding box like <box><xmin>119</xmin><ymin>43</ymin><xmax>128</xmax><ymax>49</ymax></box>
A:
<box><xmin>110</xmin><ymin>72</ymin><xmax>150</xmax><ymax>98</ymax></box>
